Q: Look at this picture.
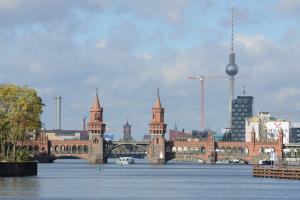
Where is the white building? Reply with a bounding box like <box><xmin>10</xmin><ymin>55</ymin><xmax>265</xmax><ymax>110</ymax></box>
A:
<box><xmin>245</xmin><ymin>112</ymin><xmax>290</xmax><ymax>144</ymax></box>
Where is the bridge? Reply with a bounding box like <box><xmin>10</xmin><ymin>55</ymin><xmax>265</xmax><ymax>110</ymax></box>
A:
<box><xmin>15</xmin><ymin>91</ymin><xmax>286</xmax><ymax>165</ymax></box>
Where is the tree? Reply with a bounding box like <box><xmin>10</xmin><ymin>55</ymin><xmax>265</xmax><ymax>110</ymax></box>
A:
<box><xmin>0</xmin><ymin>84</ymin><xmax>43</xmax><ymax>161</ymax></box>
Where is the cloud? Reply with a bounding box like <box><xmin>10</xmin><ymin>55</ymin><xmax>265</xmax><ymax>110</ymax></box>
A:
<box><xmin>95</xmin><ymin>39</ymin><xmax>107</xmax><ymax>49</ymax></box>
<box><xmin>1</xmin><ymin>1</ymin><xmax>300</xmax><ymax>138</ymax></box>
<box><xmin>278</xmin><ymin>0</ymin><xmax>300</xmax><ymax>14</ymax></box>
<box><xmin>277</xmin><ymin>87</ymin><xmax>300</xmax><ymax>101</ymax></box>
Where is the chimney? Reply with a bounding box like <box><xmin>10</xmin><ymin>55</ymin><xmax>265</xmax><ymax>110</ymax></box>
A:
<box><xmin>54</xmin><ymin>96</ymin><xmax>62</xmax><ymax>130</ymax></box>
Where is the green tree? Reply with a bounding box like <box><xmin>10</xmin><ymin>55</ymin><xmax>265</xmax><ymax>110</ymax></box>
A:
<box><xmin>0</xmin><ymin>84</ymin><xmax>43</xmax><ymax>161</ymax></box>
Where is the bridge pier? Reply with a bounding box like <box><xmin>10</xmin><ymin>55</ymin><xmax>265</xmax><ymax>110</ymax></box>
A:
<box><xmin>148</xmin><ymin>89</ymin><xmax>167</xmax><ymax>164</ymax></box>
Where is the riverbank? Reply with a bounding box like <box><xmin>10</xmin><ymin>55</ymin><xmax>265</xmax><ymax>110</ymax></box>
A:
<box><xmin>0</xmin><ymin>161</ymin><xmax>37</xmax><ymax>177</ymax></box>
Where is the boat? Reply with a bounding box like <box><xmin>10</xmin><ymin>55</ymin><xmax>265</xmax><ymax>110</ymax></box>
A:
<box><xmin>198</xmin><ymin>159</ymin><xmax>205</xmax><ymax>164</ymax></box>
<box><xmin>116</xmin><ymin>157</ymin><xmax>135</xmax><ymax>165</ymax></box>
<box><xmin>216</xmin><ymin>159</ymin><xmax>230</xmax><ymax>164</ymax></box>
<box><xmin>258</xmin><ymin>159</ymin><xmax>272</xmax><ymax>165</ymax></box>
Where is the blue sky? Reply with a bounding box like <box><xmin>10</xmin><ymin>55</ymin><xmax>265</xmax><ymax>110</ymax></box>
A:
<box><xmin>1</xmin><ymin>0</ymin><xmax>300</xmax><ymax>139</ymax></box>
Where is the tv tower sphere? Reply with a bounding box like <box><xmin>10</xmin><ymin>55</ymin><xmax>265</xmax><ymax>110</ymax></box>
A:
<box><xmin>225</xmin><ymin>53</ymin><xmax>239</xmax><ymax>76</ymax></box>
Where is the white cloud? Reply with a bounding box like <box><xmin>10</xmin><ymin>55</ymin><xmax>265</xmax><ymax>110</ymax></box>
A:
<box><xmin>278</xmin><ymin>0</ymin><xmax>300</xmax><ymax>13</ymax></box>
<box><xmin>1</xmin><ymin>1</ymin><xmax>300</xmax><ymax>137</ymax></box>
<box><xmin>95</xmin><ymin>39</ymin><xmax>107</xmax><ymax>49</ymax></box>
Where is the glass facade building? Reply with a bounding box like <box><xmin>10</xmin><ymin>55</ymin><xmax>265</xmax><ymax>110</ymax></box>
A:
<box><xmin>230</xmin><ymin>96</ymin><xmax>253</xmax><ymax>141</ymax></box>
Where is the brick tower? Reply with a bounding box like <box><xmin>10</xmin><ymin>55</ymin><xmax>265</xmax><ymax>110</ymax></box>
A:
<box><xmin>148</xmin><ymin>89</ymin><xmax>167</xmax><ymax>164</ymax></box>
<box><xmin>123</xmin><ymin>118</ymin><xmax>132</xmax><ymax>141</ymax></box>
<box><xmin>87</xmin><ymin>90</ymin><xmax>106</xmax><ymax>164</ymax></box>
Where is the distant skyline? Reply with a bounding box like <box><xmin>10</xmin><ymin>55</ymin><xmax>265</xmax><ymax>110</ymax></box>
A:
<box><xmin>1</xmin><ymin>0</ymin><xmax>300</xmax><ymax>139</ymax></box>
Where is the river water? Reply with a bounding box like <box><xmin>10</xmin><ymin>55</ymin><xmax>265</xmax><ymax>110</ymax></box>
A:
<box><xmin>1</xmin><ymin>159</ymin><xmax>300</xmax><ymax>200</ymax></box>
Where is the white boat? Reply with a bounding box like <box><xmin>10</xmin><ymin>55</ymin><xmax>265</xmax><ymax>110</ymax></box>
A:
<box><xmin>198</xmin><ymin>159</ymin><xmax>205</xmax><ymax>164</ymax></box>
<box><xmin>116</xmin><ymin>157</ymin><xmax>135</xmax><ymax>165</ymax></box>
<box><xmin>216</xmin><ymin>159</ymin><xmax>230</xmax><ymax>164</ymax></box>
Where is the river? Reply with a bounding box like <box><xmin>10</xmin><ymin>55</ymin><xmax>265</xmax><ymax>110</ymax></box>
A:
<box><xmin>1</xmin><ymin>159</ymin><xmax>300</xmax><ymax>199</ymax></box>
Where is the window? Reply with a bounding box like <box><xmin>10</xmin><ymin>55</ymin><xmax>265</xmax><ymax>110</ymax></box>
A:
<box><xmin>156</xmin><ymin>138</ymin><xmax>159</xmax><ymax>144</ymax></box>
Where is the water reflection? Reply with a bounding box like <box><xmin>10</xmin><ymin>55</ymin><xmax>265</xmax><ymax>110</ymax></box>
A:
<box><xmin>0</xmin><ymin>159</ymin><xmax>300</xmax><ymax>199</ymax></box>
<box><xmin>0</xmin><ymin>176</ymin><xmax>39</xmax><ymax>198</ymax></box>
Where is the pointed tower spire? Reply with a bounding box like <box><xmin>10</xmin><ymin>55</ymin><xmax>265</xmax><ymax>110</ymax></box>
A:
<box><xmin>154</xmin><ymin>88</ymin><xmax>162</xmax><ymax>108</ymax></box>
<box><xmin>91</xmin><ymin>88</ymin><xmax>101</xmax><ymax>111</ymax></box>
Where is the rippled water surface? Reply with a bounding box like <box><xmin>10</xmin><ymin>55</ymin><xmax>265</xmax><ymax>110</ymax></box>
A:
<box><xmin>1</xmin><ymin>159</ymin><xmax>300</xmax><ymax>199</ymax></box>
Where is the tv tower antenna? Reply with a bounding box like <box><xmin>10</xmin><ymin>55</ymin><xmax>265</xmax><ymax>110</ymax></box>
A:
<box><xmin>225</xmin><ymin>6</ymin><xmax>239</xmax><ymax>128</ymax></box>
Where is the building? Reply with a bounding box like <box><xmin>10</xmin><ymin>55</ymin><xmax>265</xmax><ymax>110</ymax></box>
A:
<box><xmin>192</xmin><ymin>130</ymin><xmax>210</xmax><ymax>139</ymax></box>
<box><xmin>230</xmin><ymin>95</ymin><xmax>253</xmax><ymax>141</ymax></box>
<box><xmin>44</xmin><ymin>130</ymin><xmax>88</xmax><ymax>141</ymax></box>
<box><xmin>123</xmin><ymin>119</ymin><xmax>133</xmax><ymax>141</ymax></box>
<box><xmin>290</xmin><ymin>123</ymin><xmax>300</xmax><ymax>143</ymax></box>
<box><xmin>245</xmin><ymin>112</ymin><xmax>290</xmax><ymax>144</ymax></box>
<box><xmin>169</xmin><ymin>129</ymin><xmax>192</xmax><ymax>141</ymax></box>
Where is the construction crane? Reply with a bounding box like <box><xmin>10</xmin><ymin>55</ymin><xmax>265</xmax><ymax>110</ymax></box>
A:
<box><xmin>188</xmin><ymin>75</ymin><xmax>227</xmax><ymax>130</ymax></box>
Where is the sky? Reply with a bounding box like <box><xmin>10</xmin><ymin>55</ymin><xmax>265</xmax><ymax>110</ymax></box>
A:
<box><xmin>1</xmin><ymin>0</ymin><xmax>300</xmax><ymax>139</ymax></box>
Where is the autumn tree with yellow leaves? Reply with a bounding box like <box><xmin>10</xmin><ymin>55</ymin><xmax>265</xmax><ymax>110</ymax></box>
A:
<box><xmin>0</xmin><ymin>84</ymin><xmax>43</xmax><ymax>161</ymax></box>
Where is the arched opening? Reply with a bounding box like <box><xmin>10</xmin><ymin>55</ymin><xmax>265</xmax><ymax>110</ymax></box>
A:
<box><xmin>172</xmin><ymin>146</ymin><xmax>177</xmax><ymax>152</ymax></box>
<box><xmin>93</xmin><ymin>138</ymin><xmax>99</xmax><ymax>144</ymax></box>
<box><xmin>200</xmin><ymin>147</ymin><xmax>206</xmax><ymax>154</ymax></box>
<box><xmin>259</xmin><ymin>147</ymin><xmax>265</xmax><ymax>154</ymax></box>
<box><xmin>34</xmin><ymin>145</ymin><xmax>39</xmax><ymax>153</ymax></box>
<box><xmin>156</xmin><ymin>138</ymin><xmax>159</xmax><ymax>144</ymax></box>
<box><xmin>177</xmin><ymin>147</ymin><xmax>182</xmax><ymax>154</ymax></box>
<box><xmin>72</xmin><ymin>145</ymin><xmax>77</xmax><ymax>154</ymax></box>
<box><xmin>183</xmin><ymin>146</ymin><xmax>188</xmax><ymax>154</ymax></box>
<box><xmin>215</xmin><ymin>147</ymin><xmax>220</xmax><ymax>154</ymax></box>
<box><xmin>220</xmin><ymin>147</ymin><xmax>226</xmax><ymax>155</ymax></box>
<box><xmin>78</xmin><ymin>145</ymin><xmax>83</xmax><ymax>153</ymax></box>
<box><xmin>232</xmin><ymin>147</ymin><xmax>237</xmax><ymax>155</ymax></box>
<box><xmin>61</xmin><ymin>145</ymin><xmax>65</xmax><ymax>153</ymax></box>
<box><xmin>225</xmin><ymin>147</ymin><xmax>231</xmax><ymax>155</ymax></box>
<box><xmin>94</xmin><ymin>113</ymin><xmax>99</xmax><ymax>121</ymax></box>
<box><xmin>237</xmin><ymin>147</ymin><xmax>243</xmax><ymax>156</ymax></box>
<box><xmin>84</xmin><ymin>145</ymin><xmax>89</xmax><ymax>153</ymax></box>
<box><xmin>66</xmin><ymin>145</ymin><xmax>72</xmax><ymax>153</ymax></box>
<box><xmin>55</xmin><ymin>145</ymin><xmax>60</xmax><ymax>154</ymax></box>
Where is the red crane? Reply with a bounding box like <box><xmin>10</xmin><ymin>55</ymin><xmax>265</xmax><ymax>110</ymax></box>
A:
<box><xmin>188</xmin><ymin>75</ymin><xmax>227</xmax><ymax>130</ymax></box>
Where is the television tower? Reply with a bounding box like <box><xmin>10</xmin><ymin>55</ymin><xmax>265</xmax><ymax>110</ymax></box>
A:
<box><xmin>225</xmin><ymin>7</ymin><xmax>239</xmax><ymax>128</ymax></box>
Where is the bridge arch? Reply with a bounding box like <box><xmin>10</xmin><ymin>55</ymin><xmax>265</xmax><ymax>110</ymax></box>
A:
<box><xmin>105</xmin><ymin>143</ymin><xmax>147</xmax><ymax>159</ymax></box>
